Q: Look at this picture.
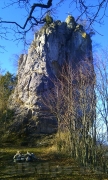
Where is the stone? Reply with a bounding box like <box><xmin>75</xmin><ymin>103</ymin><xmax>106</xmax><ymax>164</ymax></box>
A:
<box><xmin>13</xmin><ymin>151</ymin><xmax>37</xmax><ymax>162</ymax></box>
<box><xmin>65</xmin><ymin>15</ymin><xmax>76</xmax><ymax>29</ymax></box>
<box><xmin>8</xmin><ymin>15</ymin><xmax>94</xmax><ymax>136</ymax></box>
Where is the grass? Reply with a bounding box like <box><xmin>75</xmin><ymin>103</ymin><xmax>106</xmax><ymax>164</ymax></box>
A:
<box><xmin>0</xmin><ymin>145</ymin><xmax>108</xmax><ymax>180</ymax></box>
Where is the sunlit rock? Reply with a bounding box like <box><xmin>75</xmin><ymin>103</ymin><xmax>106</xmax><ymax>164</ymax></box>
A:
<box><xmin>9</xmin><ymin>15</ymin><xmax>94</xmax><ymax>135</ymax></box>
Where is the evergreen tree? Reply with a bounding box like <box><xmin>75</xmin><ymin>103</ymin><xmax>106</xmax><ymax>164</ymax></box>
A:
<box><xmin>0</xmin><ymin>72</ymin><xmax>17</xmax><ymax>126</ymax></box>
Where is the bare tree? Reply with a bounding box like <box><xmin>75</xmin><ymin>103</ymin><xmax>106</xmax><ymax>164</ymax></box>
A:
<box><xmin>0</xmin><ymin>0</ymin><xmax>53</xmax><ymax>46</ymax></box>
<box><xmin>94</xmin><ymin>48</ymin><xmax>108</xmax><ymax>142</ymax></box>
<box><xmin>76</xmin><ymin>60</ymin><xmax>96</xmax><ymax>166</ymax></box>
<box><xmin>41</xmin><ymin>63</ymin><xmax>77</xmax><ymax>153</ymax></box>
<box><xmin>0</xmin><ymin>0</ymin><xmax>108</xmax><ymax>46</ymax></box>
<box><xmin>42</xmin><ymin>60</ymin><xmax>96</xmax><ymax>162</ymax></box>
<box><xmin>41</xmin><ymin>57</ymin><xmax>108</xmax><ymax>172</ymax></box>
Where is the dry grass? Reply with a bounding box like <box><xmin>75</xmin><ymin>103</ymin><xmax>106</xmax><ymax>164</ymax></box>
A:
<box><xmin>0</xmin><ymin>146</ymin><xmax>108</xmax><ymax>180</ymax></box>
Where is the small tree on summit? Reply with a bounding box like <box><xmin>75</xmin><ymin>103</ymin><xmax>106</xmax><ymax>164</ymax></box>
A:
<box><xmin>0</xmin><ymin>0</ymin><xmax>107</xmax><ymax>47</ymax></box>
<box><xmin>44</xmin><ymin>14</ymin><xmax>53</xmax><ymax>25</ymax></box>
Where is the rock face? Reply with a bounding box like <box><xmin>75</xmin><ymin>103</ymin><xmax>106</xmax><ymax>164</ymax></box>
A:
<box><xmin>9</xmin><ymin>16</ymin><xmax>93</xmax><ymax>135</ymax></box>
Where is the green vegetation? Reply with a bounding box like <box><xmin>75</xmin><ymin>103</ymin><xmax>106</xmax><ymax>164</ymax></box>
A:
<box><xmin>0</xmin><ymin>72</ymin><xmax>17</xmax><ymax>137</ymax></box>
<box><xmin>44</xmin><ymin>14</ymin><xmax>53</xmax><ymax>25</ymax></box>
<box><xmin>39</xmin><ymin>14</ymin><xmax>54</xmax><ymax>33</ymax></box>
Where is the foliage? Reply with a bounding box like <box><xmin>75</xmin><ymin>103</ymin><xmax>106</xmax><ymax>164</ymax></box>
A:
<box><xmin>44</xmin><ymin>14</ymin><xmax>53</xmax><ymax>25</ymax></box>
<box><xmin>0</xmin><ymin>72</ymin><xmax>17</xmax><ymax>127</ymax></box>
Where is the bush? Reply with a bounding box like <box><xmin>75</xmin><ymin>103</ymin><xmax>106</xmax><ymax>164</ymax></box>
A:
<box><xmin>44</xmin><ymin>14</ymin><xmax>53</xmax><ymax>25</ymax></box>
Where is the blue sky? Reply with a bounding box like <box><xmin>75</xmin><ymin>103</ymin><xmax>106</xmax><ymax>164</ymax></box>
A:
<box><xmin>0</xmin><ymin>0</ymin><xmax>108</xmax><ymax>74</ymax></box>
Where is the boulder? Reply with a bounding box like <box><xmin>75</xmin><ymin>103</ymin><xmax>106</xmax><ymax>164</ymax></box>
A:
<box><xmin>13</xmin><ymin>151</ymin><xmax>37</xmax><ymax>162</ymax></box>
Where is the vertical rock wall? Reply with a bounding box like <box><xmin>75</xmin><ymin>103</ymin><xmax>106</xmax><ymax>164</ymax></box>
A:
<box><xmin>9</xmin><ymin>16</ymin><xmax>94</xmax><ymax>134</ymax></box>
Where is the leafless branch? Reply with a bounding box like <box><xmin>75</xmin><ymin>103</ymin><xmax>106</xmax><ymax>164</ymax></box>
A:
<box><xmin>0</xmin><ymin>0</ymin><xmax>53</xmax><ymax>29</ymax></box>
<box><xmin>0</xmin><ymin>0</ymin><xmax>108</xmax><ymax>49</ymax></box>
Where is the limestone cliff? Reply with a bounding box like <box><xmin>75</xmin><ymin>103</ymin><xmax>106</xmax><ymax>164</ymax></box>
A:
<box><xmin>9</xmin><ymin>16</ymin><xmax>93</xmax><ymax>135</ymax></box>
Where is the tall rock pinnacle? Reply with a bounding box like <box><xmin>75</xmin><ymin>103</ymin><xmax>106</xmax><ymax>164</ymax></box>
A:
<box><xmin>9</xmin><ymin>15</ymin><xmax>94</xmax><ymax>135</ymax></box>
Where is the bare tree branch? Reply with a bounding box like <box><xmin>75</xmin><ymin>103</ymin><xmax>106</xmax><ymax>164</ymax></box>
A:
<box><xmin>0</xmin><ymin>0</ymin><xmax>53</xmax><ymax>29</ymax></box>
<box><xmin>0</xmin><ymin>0</ymin><xmax>108</xmax><ymax>49</ymax></box>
